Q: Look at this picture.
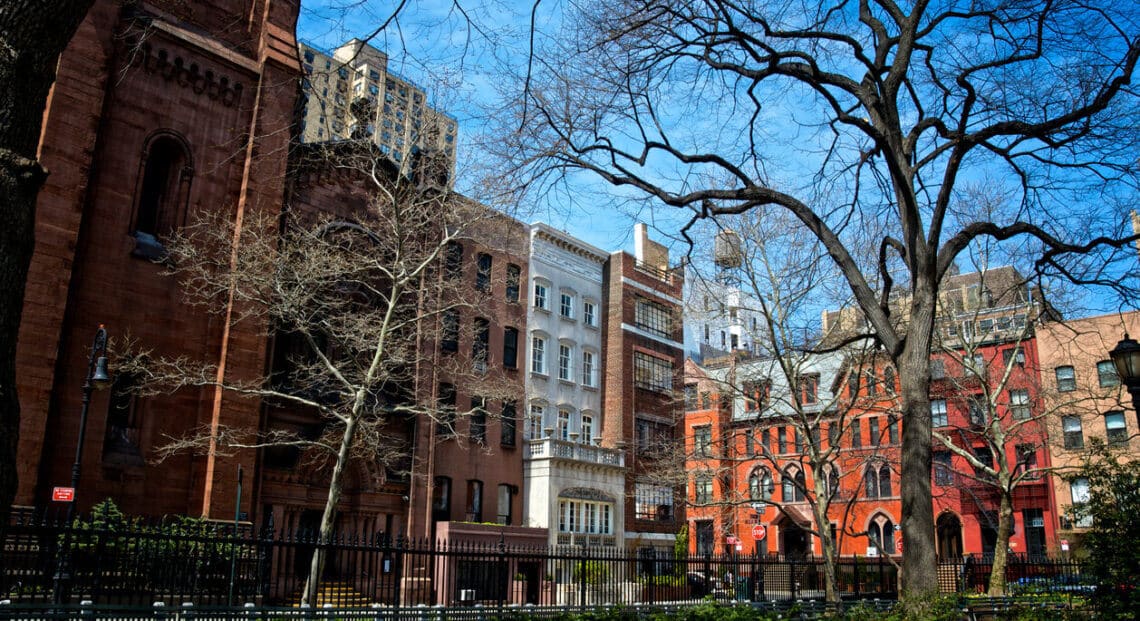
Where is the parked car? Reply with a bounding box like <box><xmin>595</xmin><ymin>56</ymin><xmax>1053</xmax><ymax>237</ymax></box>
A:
<box><xmin>686</xmin><ymin>572</ymin><xmax>727</xmax><ymax>598</ymax></box>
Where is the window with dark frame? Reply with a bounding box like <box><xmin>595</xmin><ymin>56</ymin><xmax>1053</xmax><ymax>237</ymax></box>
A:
<box><xmin>501</xmin><ymin>401</ymin><xmax>517</xmax><ymax>447</ymax></box>
<box><xmin>1055</xmin><ymin>366</ymin><xmax>1076</xmax><ymax>392</ymax></box>
<box><xmin>1062</xmin><ymin>415</ymin><xmax>1084</xmax><ymax>449</ymax></box>
<box><xmin>465</xmin><ymin>480</ymin><xmax>483</xmax><ymax>522</ymax></box>
<box><xmin>1009</xmin><ymin>389</ymin><xmax>1030</xmax><ymax>420</ymax></box>
<box><xmin>694</xmin><ymin>425</ymin><xmax>712</xmax><ymax>457</ymax></box>
<box><xmin>1105</xmin><ymin>411</ymin><xmax>1127</xmax><ymax>446</ymax></box>
<box><xmin>440</xmin><ymin>310</ymin><xmax>459</xmax><ymax>353</ymax></box>
<box><xmin>869</xmin><ymin>417</ymin><xmax>881</xmax><ymax>446</ymax></box>
<box><xmin>933</xmin><ymin>451</ymin><xmax>953</xmax><ymax>486</ymax></box>
<box><xmin>505</xmin><ymin>264</ymin><xmax>521</xmax><ymax>302</ymax></box>
<box><xmin>503</xmin><ymin>327</ymin><xmax>518</xmax><ymax>368</ymax></box>
<box><xmin>782</xmin><ymin>467</ymin><xmax>806</xmax><ymax>502</ymax></box>
<box><xmin>1097</xmin><ymin>360</ymin><xmax>1120</xmax><ymax>387</ymax></box>
<box><xmin>968</xmin><ymin>395</ymin><xmax>988</xmax><ymax>427</ymax></box>
<box><xmin>633</xmin><ymin>352</ymin><xmax>673</xmax><ymax>393</ymax></box>
<box><xmin>470</xmin><ymin>397</ymin><xmax>487</xmax><ymax>444</ymax></box>
<box><xmin>798</xmin><ymin>374</ymin><xmax>819</xmax><ymax>405</ymax></box>
<box><xmin>694</xmin><ymin>474</ymin><xmax>713</xmax><ymax>504</ymax></box>
<box><xmin>634</xmin><ymin>298</ymin><xmax>673</xmax><ymax>338</ymax></box>
<box><xmin>444</xmin><ymin>242</ymin><xmax>463</xmax><ymax>280</ymax></box>
<box><xmin>472</xmin><ymin>318</ymin><xmax>489</xmax><ymax>372</ymax></box>
<box><xmin>475</xmin><ymin>253</ymin><xmax>492</xmax><ymax>291</ymax></box>
<box><xmin>432</xmin><ymin>476</ymin><xmax>451</xmax><ymax>521</ymax></box>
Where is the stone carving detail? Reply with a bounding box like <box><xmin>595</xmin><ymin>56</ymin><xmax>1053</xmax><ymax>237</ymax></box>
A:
<box><xmin>130</xmin><ymin>42</ymin><xmax>243</xmax><ymax>107</ymax></box>
<box><xmin>560</xmin><ymin>487</ymin><xmax>615</xmax><ymax>502</ymax></box>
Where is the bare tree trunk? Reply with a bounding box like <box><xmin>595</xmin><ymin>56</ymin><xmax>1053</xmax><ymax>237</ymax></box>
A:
<box><xmin>301</xmin><ymin>415</ymin><xmax>359</xmax><ymax>607</ymax></box>
<box><xmin>0</xmin><ymin>0</ymin><xmax>95</xmax><ymax>530</ymax></box>
<box><xmin>988</xmin><ymin>492</ymin><xmax>1015</xmax><ymax>596</ymax></box>
<box><xmin>811</xmin><ymin>477</ymin><xmax>839</xmax><ymax>604</ymax></box>
<box><xmin>896</xmin><ymin>288</ymin><xmax>938</xmax><ymax>600</ymax></box>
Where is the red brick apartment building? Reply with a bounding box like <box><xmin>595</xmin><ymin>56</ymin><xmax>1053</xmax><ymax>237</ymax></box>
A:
<box><xmin>13</xmin><ymin>0</ymin><xmax>531</xmax><ymax>547</ymax></box>
<box><xmin>683</xmin><ymin>266</ymin><xmax>1060</xmax><ymax>560</ymax></box>
<box><xmin>602</xmin><ymin>225</ymin><xmax>686</xmax><ymax>555</ymax></box>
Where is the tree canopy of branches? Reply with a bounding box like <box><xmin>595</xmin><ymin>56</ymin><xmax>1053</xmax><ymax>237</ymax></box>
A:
<box><xmin>506</xmin><ymin>0</ymin><xmax>1140</xmax><ymax>598</ymax></box>
<box><xmin>0</xmin><ymin>0</ymin><xmax>95</xmax><ymax>532</ymax></box>
<box><xmin>130</xmin><ymin>146</ymin><xmax>519</xmax><ymax>605</ymax></box>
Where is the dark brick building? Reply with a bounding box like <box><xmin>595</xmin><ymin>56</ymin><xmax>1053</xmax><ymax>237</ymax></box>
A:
<box><xmin>14</xmin><ymin>0</ymin><xmax>529</xmax><ymax>547</ymax></box>
<box><xmin>601</xmin><ymin>224</ymin><xmax>686</xmax><ymax>555</ymax></box>
<box><xmin>16</xmin><ymin>0</ymin><xmax>300</xmax><ymax>520</ymax></box>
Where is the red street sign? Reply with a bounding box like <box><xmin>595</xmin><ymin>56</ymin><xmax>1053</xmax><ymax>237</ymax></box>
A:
<box><xmin>52</xmin><ymin>487</ymin><xmax>75</xmax><ymax>502</ymax></box>
<box><xmin>726</xmin><ymin>535</ymin><xmax>738</xmax><ymax>545</ymax></box>
<box><xmin>751</xmin><ymin>524</ymin><xmax>767</xmax><ymax>540</ymax></box>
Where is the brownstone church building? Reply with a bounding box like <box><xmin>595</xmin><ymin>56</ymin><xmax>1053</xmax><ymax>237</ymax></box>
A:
<box><xmin>13</xmin><ymin>0</ymin><xmax>533</xmax><ymax>542</ymax></box>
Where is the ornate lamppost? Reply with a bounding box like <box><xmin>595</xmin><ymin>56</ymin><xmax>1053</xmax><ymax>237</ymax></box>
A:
<box><xmin>53</xmin><ymin>324</ymin><xmax>111</xmax><ymax>603</ymax></box>
<box><xmin>1109</xmin><ymin>333</ymin><xmax>1140</xmax><ymax>417</ymax></box>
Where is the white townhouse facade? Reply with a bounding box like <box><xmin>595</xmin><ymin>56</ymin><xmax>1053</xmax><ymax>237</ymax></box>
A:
<box><xmin>522</xmin><ymin>223</ymin><xmax>627</xmax><ymax>551</ymax></box>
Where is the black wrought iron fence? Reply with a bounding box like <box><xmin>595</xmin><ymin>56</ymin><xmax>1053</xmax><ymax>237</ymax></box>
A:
<box><xmin>2</xmin><ymin>511</ymin><xmax>1082</xmax><ymax>609</ymax></box>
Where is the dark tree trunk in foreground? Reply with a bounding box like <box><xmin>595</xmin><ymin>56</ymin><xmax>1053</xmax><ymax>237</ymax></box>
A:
<box><xmin>0</xmin><ymin>0</ymin><xmax>95</xmax><ymax>527</ymax></box>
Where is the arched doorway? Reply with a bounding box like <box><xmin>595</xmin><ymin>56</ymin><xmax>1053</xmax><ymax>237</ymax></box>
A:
<box><xmin>937</xmin><ymin>512</ymin><xmax>963</xmax><ymax>559</ymax></box>
<box><xmin>781</xmin><ymin>523</ymin><xmax>810</xmax><ymax>558</ymax></box>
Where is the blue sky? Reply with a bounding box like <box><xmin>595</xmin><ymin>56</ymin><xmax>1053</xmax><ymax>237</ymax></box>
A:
<box><xmin>295</xmin><ymin>0</ymin><xmax>666</xmax><ymax>256</ymax></box>
<box><xmin>295</xmin><ymin>1</ymin><xmax>1140</xmax><ymax>317</ymax></box>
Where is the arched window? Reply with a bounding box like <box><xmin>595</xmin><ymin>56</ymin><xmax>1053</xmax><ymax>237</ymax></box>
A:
<box><xmin>133</xmin><ymin>133</ymin><xmax>192</xmax><ymax>258</ymax></box>
<box><xmin>749</xmin><ymin>467</ymin><xmax>774</xmax><ymax>501</ymax></box>
<box><xmin>865</xmin><ymin>464</ymin><xmax>892</xmax><ymax>498</ymax></box>
<box><xmin>822</xmin><ymin>464</ymin><xmax>840</xmax><ymax>499</ymax></box>
<box><xmin>868</xmin><ymin>513</ymin><xmax>896</xmax><ymax>554</ymax></box>
<box><xmin>782</xmin><ymin>466</ymin><xmax>806</xmax><ymax>502</ymax></box>
<box><xmin>878</xmin><ymin>465</ymin><xmax>893</xmax><ymax>497</ymax></box>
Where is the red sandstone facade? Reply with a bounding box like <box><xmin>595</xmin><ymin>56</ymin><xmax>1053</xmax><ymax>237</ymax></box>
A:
<box><xmin>15</xmin><ymin>1</ymin><xmax>528</xmax><ymax>549</ymax></box>
<box><xmin>16</xmin><ymin>0</ymin><xmax>300</xmax><ymax>519</ymax></box>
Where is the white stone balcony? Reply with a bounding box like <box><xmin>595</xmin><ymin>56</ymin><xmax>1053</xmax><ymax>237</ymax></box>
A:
<box><xmin>524</xmin><ymin>437</ymin><xmax>625</xmax><ymax>468</ymax></box>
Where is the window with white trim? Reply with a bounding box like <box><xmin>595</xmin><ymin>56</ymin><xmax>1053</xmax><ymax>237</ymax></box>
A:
<box><xmin>558</xmin><ymin>498</ymin><xmax>613</xmax><ymax>534</ymax></box>
<box><xmin>557</xmin><ymin>408</ymin><xmax>571</xmax><ymax>440</ymax></box>
<box><xmin>531</xmin><ymin>336</ymin><xmax>546</xmax><ymax>374</ymax></box>
<box><xmin>533</xmin><ymin>281</ymin><xmax>549</xmax><ymax>310</ymax></box>
<box><xmin>583</xmin><ymin>301</ymin><xmax>598</xmax><ymax>327</ymax></box>
<box><xmin>581</xmin><ymin>414</ymin><xmax>593</xmax><ymax>444</ymax></box>
<box><xmin>558</xmin><ymin>343</ymin><xmax>573</xmax><ymax>381</ymax></box>
<box><xmin>560</xmin><ymin>291</ymin><xmax>575</xmax><ymax>319</ymax></box>
<box><xmin>528</xmin><ymin>404</ymin><xmax>545</xmax><ymax>440</ymax></box>
<box><xmin>581</xmin><ymin>350</ymin><xmax>597</xmax><ymax>387</ymax></box>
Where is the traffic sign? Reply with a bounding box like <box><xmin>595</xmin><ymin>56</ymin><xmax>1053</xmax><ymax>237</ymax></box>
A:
<box><xmin>751</xmin><ymin>524</ymin><xmax>767</xmax><ymax>540</ymax></box>
<box><xmin>52</xmin><ymin>487</ymin><xmax>75</xmax><ymax>502</ymax></box>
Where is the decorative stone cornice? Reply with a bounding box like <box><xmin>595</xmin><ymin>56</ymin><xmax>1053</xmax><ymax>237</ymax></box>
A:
<box><xmin>128</xmin><ymin>40</ymin><xmax>244</xmax><ymax>107</ymax></box>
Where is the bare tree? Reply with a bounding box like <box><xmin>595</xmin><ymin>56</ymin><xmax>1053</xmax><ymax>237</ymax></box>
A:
<box><xmin>927</xmin><ymin>263</ymin><xmax>1099</xmax><ymax>595</ymax></box>
<box><xmin>668</xmin><ymin>213</ymin><xmax>901</xmax><ymax>604</ymax></box>
<box><xmin>126</xmin><ymin>145</ymin><xmax>522</xmax><ymax>606</ymax></box>
<box><xmin>502</xmin><ymin>0</ymin><xmax>1140</xmax><ymax>599</ymax></box>
<box><xmin>0</xmin><ymin>0</ymin><xmax>95</xmax><ymax>531</ymax></box>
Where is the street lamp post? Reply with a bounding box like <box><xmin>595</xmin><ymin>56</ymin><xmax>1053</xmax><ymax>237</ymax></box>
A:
<box><xmin>53</xmin><ymin>324</ymin><xmax>110</xmax><ymax>603</ymax></box>
<box><xmin>65</xmin><ymin>324</ymin><xmax>111</xmax><ymax>522</ymax></box>
<box><xmin>1109</xmin><ymin>333</ymin><xmax>1140</xmax><ymax>417</ymax></box>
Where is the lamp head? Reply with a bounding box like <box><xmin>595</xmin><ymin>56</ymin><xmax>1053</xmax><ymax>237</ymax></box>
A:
<box><xmin>1109</xmin><ymin>333</ymin><xmax>1140</xmax><ymax>386</ymax></box>
<box><xmin>92</xmin><ymin>356</ymin><xmax>111</xmax><ymax>387</ymax></box>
